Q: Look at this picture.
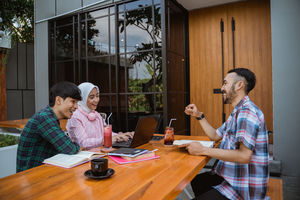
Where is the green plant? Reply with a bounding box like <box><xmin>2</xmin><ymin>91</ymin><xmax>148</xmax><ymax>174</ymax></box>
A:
<box><xmin>0</xmin><ymin>134</ymin><xmax>19</xmax><ymax>148</ymax></box>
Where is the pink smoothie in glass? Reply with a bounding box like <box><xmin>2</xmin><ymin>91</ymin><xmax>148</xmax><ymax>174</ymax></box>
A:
<box><xmin>104</xmin><ymin>125</ymin><xmax>112</xmax><ymax>148</ymax></box>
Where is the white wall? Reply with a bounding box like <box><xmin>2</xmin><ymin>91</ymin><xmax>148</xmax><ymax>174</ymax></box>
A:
<box><xmin>271</xmin><ymin>0</ymin><xmax>300</xmax><ymax>176</ymax></box>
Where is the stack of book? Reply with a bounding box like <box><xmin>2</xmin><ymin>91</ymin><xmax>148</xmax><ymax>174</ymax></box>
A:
<box><xmin>108</xmin><ymin>148</ymin><xmax>159</xmax><ymax>164</ymax></box>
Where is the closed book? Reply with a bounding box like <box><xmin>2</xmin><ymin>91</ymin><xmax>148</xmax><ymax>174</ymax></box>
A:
<box><xmin>121</xmin><ymin>151</ymin><xmax>155</xmax><ymax>161</ymax></box>
<box><xmin>108</xmin><ymin>147</ymin><xmax>149</xmax><ymax>158</ymax></box>
<box><xmin>109</xmin><ymin>154</ymin><xmax>160</xmax><ymax>164</ymax></box>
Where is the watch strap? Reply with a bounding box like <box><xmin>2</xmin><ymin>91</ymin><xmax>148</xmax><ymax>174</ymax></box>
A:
<box><xmin>196</xmin><ymin>113</ymin><xmax>205</xmax><ymax>120</ymax></box>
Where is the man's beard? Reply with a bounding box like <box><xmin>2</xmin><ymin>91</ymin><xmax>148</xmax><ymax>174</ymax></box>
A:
<box><xmin>223</xmin><ymin>86</ymin><xmax>237</xmax><ymax>104</ymax></box>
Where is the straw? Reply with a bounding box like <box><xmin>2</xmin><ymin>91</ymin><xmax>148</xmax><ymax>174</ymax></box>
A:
<box><xmin>168</xmin><ymin>118</ymin><xmax>177</xmax><ymax>127</ymax></box>
<box><xmin>107</xmin><ymin>112</ymin><xmax>112</xmax><ymax>125</ymax></box>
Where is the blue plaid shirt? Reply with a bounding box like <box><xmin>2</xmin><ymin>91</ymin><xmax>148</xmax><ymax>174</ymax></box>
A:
<box><xmin>17</xmin><ymin>106</ymin><xmax>80</xmax><ymax>172</ymax></box>
<box><xmin>213</xmin><ymin>96</ymin><xmax>269</xmax><ymax>200</ymax></box>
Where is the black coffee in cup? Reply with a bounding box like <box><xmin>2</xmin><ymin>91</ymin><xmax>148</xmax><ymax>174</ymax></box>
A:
<box><xmin>91</xmin><ymin>158</ymin><xmax>108</xmax><ymax>176</ymax></box>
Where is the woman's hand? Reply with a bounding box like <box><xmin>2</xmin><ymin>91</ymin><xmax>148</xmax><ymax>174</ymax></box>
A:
<box><xmin>121</xmin><ymin>131</ymin><xmax>134</xmax><ymax>139</ymax></box>
<box><xmin>112</xmin><ymin>132</ymin><xmax>134</xmax><ymax>143</ymax></box>
<box><xmin>185</xmin><ymin>104</ymin><xmax>202</xmax><ymax>118</ymax></box>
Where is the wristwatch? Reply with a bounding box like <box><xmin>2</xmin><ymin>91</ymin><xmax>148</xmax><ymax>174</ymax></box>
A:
<box><xmin>196</xmin><ymin>113</ymin><xmax>205</xmax><ymax>120</ymax></box>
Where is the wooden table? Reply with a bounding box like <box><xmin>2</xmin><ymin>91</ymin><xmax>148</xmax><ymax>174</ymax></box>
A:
<box><xmin>0</xmin><ymin>135</ymin><xmax>212</xmax><ymax>200</ymax></box>
<box><xmin>0</xmin><ymin>118</ymin><xmax>68</xmax><ymax>131</ymax></box>
<box><xmin>0</xmin><ymin>118</ymin><xmax>29</xmax><ymax>129</ymax></box>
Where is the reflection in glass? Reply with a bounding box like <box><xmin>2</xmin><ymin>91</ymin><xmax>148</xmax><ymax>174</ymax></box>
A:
<box><xmin>128</xmin><ymin>52</ymin><xmax>153</xmax><ymax>93</ymax></box>
<box><xmin>128</xmin><ymin>94</ymin><xmax>152</xmax><ymax>113</ymax></box>
<box><xmin>56</xmin><ymin>61</ymin><xmax>74</xmax><ymax>82</ymax></box>
<box><xmin>118</xmin><ymin>13</ymin><xmax>125</xmax><ymax>53</ymax></box>
<box><xmin>119</xmin><ymin>54</ymin><xmax>126</xmax><ymax>93</ymax></box>
<box><xmin>154</xmin><ymin>6</ymin><xmax>162</xmax><ymax>48</ymax></box>
<box><xmin>155</xmin><ymin>94</ymin><xmax>163</xmax><ymax>112</ymax></box>
<box><xmin>87</xmin><ymin>56</ymin><xmax>110</xmax><ymax>93</ymax></box>
<box><xmin>81</xmin><ymin>23</ymin><xmax>86</xmax><ymax>57</ymax></box>
<box><xmin>125</xmin><ymin>16</ymin><xmax>153</xmax><ymax>52</ymax></box>
<box><xmin>110</xmin><ymin>56</ymin><xmax>117</xmax><ymax>93</ymax></box>
<box><xmin>89</xmin><ymin>8</ymin><xmax>108</xmax><ymax>19</ymax></box>
<box><xmin>87</xmin><ymin>17</ymin><xmax>109</xmax><ymax>56</ymax></box>
<box><xmin>80</xmin><ymin>59</ymin><xmax>87</xmax><ymax>82</ymax></box>
<box><xmin>118</xmin><ymin>5</ymin><xmax>161</xmax><ymax>53</ymax></box>
<box><xmin>154</xmin><ymin>50</ymin><xmax>163</xmax><ymax>92</ymax></box>
<box><xmin>56</xmin><ymin>25</ymin><xmax>73</xmax><ymax>60</ymax></box>
<box><xmin>49</xmin><ymin>0</ymin><xmax>165</xmax><ymax>133</ymax></box>
<box><xmin>56</xmin><ymin>16</ymin><xmax>73</xmax><ymax>26</ymax></box>
<box><xmin>110</xmin><ymin>15</ymin><xmax>115</xmax><ymax>54</ymax></box>
<box><xmin>125</xmin><ymin>0</ymin><xmax>152</xmax><ymax>11</ymax></box>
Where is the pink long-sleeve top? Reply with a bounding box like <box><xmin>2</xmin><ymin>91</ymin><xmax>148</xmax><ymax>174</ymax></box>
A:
<box><xmin>66</xmin><ymin>107</ymin><xmax>116</xmax><ymax>149</ymax></box>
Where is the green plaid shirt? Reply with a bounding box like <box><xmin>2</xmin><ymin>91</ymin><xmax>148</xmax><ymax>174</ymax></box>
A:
<box><xmin>17</xmin><ymin>105</ymin><xmax>80</xmax><ymax>172</ymax></box>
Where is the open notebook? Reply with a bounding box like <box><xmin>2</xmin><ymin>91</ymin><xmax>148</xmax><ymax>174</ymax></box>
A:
<box><xmin>173</xmin><ymin>140</ymin><xmax>214</xmax><ymax>148</ymax></box>
<box><xmin>43</xmin><ymin>151</ymin><xmax>105</xmax><ymax>168</ymax></box>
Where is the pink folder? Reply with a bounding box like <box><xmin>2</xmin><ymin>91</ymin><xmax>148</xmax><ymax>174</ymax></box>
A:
<box><xmin>109</xmin><ymin>155</ymin><xmax>160</xmax><ymax>164</ymax></box>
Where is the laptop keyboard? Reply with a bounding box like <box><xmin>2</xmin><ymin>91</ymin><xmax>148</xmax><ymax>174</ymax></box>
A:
<box><xmin>113</xmin><ymin>139</ymin><xmax>133</xmax><ymax>147</ymax></box>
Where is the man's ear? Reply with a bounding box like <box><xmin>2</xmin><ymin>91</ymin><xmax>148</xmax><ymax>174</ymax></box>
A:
<box><xmin>235</xmin><ymin>80</ymin><xmax>245</xmax><ymax>92</ymax></box>
<box><xmin>55</xmin><ymin>96</ymin><xmax>63</xmax><ymax>105</ymax></box>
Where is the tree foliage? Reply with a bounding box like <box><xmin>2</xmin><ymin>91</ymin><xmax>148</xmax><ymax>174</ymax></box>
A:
<box><xmin>0</xmin><ymin>0</ymin><xmax>34</xmax><ymax>43</ymax></box>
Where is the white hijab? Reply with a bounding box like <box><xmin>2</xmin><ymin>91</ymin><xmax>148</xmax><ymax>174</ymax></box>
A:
<box><xmin>78</xmin><ymin>82</ymin><xmax>100</xmax><ymax>113</ymax></box>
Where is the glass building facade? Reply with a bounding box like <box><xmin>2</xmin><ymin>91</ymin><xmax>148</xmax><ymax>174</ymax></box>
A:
<box><xmin>49</xmin><ymin>0</ymin><xmax>189</xmax><ymax>134</ymax></box>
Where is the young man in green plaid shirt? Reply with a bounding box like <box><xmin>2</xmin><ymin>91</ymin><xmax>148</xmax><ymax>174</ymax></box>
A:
<box><xmin>17</xmin><ymin>82</ymin><xmax>82</xmax><ymax>172</ymax></box>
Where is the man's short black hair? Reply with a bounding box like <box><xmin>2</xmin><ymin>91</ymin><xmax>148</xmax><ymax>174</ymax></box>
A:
<box><xmin>49</xmin><ymin>82</ymin><xmax>82</xmax><ymax>107</ymax></box>
<box><xmin>228</xmin><ymin>68</ymin><xmax>256</xmax><ymax>94</ymax></box>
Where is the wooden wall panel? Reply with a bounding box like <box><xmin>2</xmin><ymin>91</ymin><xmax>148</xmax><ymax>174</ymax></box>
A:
<box><xmin>226</xmin><ymin>0</ymin><xmax>273</xmax><ymax>131</ymax></box>
<box><xmin>189</xmin><ymin>0</ymin><xmax>273</xmax><ymax>136</ymax></box>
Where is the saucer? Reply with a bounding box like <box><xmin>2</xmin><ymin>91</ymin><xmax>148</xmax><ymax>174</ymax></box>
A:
<box><xmin>84</xmin><ymin>168</ymin><xmax>115</xmax><ymax>180</ymax></box>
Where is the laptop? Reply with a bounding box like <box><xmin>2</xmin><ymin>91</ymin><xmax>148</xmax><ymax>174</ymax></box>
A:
<box><xmin>112</xmin><ymin>115</ymin><xmax>158</xmax><ymax>148</ymax></box>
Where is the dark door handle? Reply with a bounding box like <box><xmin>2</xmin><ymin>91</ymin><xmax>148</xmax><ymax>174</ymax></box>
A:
<box><xmin>213</xmin><ymin>89</ymin><xmax>222</xmax><ymax>94</ymax></box>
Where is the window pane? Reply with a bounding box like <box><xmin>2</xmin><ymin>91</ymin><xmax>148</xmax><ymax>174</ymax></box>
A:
<box><xmin>110</xmin><ymin>56</ymin><xmax>117</xmax><ymax>93</ymax></box>
<box><xmin>154</xmin><ymin>5</ymin><xmax>162</xmax><ymax>48</ymax></box>
<box><xmin>87</xmin><ymin>17</ymin><xmax>109</xmax><ymax>56</ymax></box>
<box><xmin>80</xmin><ymin>59</ymin><xmax>87</xmax><ymax>82</ymax></box>
<box><xmin>127</xmin><ymin>51</ymin><xmax>154</xmax><ymax>93</ymax></box>
<box><xmin>89</xmin><ymin>8</ymin><xmax>108</xmax><ymax>19</ymax></box>
<box><xmin>119</xmin><ymin>54</ymin><xmax>126</xmax><ymax>93</ymax></box>
<box><xmin>81</xmin><ymin>22</ymin><xmax>86</xmax><ymax>58</ymax></box>
<box><xmin>118</xmin><ymin>12</ymin><xmax>125</xmax><ymax>54</ymax></box>
<box><xmin>125</xmin><ymin>0</ymin><xmax>152</xmax><ymax>11</ymax></box>
<box><xmin>155</xmin><ymin>94</ymin><xmax>163</xmax><ymax>112</ymax></box>
<box><xmin>154</xmin><ymin>50</ymin><xmax>163</xmax><ymax>92</ymax></box>
<box><xmin>49</xmin><ymin>25</ymin><xmax>55</xmax><ymax>61</ymax></box>
<box><xmin>87</xmin><ymin>56</ymin><xmax>110</xmax><ymax>93</ymax></box>
<box><xmin>98</xmin><ymin>95</ymin><xmax>114</xmax><ymax>113</ymax></box>
<box><xmin>110</xmin><ymin>15</ymin><xmax>115</xmax><ymax>54</ymax></box>
<box><xmin>125</xmin><ymin>6</ymin><xmax>153</xmax><ymax>53</ymax></box>
<box><xmin>56</xmin><ymin>61</ymin><xmax>75</xmax><ymax>82</ymax></box>
<box><xmin>56</xmin><ymin>25</ymin><xmax>73</xmax><ymax>61</ymax></box>
<box><xmin>56</xmin><ymin>16</ymin><xmax>73</xmax><ymax>26</ymax></box>
<box><xmin>128</xmin><ymin>94</ymin><xmax>153</xmax><ymax>113</ymax></box>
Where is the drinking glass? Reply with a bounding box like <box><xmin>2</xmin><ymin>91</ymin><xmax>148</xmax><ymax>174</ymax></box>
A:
<box><xmin>164</xmin><ymin>126</ymin><xmax>174</xmax><ymax>145</ymax></box>
<box><xmin>104</xmin><ymin>124</ymin><xmax>112</xmax><ymax>149</ymax></box>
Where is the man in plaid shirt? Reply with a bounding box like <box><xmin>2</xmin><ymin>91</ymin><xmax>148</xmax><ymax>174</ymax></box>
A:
<box><xmin>17</xmin><ymin>82</ymin><xmax>82</xmax><ymax>172</ymax></box>
<box><xmin>184</xmin><ymin>68</ymin><xmax>269</xmax><ymax>199</ymax></box>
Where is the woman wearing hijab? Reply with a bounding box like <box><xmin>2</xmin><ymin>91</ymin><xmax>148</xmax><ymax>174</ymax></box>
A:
<box><xmin>66</xmin><ymin>82</ymin><xmax>133</xmax><ymax>149</ymax></box>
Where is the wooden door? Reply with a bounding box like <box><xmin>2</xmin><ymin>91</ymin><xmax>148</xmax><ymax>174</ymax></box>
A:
<box><xmin>189</xmin><ymin>0</ymin><xmax>273</xmax><ymax>136</ymax></box>
<box><xmin>189</xmin><ymin>6</ymin><xmax>229</xmax><ymax>136</ymax></box>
